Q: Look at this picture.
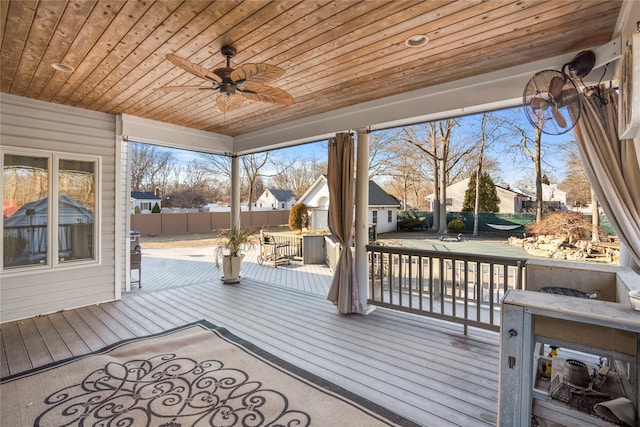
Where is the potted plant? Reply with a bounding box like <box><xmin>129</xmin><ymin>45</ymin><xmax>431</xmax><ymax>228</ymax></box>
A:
<box><xmin>215</xmin><ymin>228</ymin><xmax>257</xmax><ymax>283</ymax></box>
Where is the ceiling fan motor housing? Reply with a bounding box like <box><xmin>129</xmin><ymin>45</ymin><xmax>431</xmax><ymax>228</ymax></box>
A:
<box><xmin>220</xmin><ymin>82</ymin><xmax>236</xmax><ymax>95</ymax></box>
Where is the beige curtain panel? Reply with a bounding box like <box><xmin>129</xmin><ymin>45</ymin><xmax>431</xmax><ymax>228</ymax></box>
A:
<box><xmin>326</xmin><ymin>132</ymin><xmax>363</xmax><ymax>314</ymax></box>
<box><xmin>571</xmin><ymin>87</ymin><xmax>640</xmax><ymax>267</ymax></box>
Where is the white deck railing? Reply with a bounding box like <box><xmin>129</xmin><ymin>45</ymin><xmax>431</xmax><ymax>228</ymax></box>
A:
<box><xmin>366</xmin><ymin>244</ymin><xmax>527</xmax><ymax>334</ymax></box>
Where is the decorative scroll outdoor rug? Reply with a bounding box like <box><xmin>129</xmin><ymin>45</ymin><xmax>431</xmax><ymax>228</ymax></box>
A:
<box><xmin>1</xmin><ymin>320</ymin><xmax>419</xmax><ymax>426</ymax></box>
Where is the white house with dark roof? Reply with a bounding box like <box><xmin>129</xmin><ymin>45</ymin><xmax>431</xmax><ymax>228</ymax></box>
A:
<box><xmin>298</xmin><ymin>175</ymin><xmax>401</xmax><ymax>234</ymax></box>
<box><xmin>254</xmin><ymin>188</ymin><xmax>297</xmax><ymax>210</ymax></box>
<box><xmin>514</xmin><ymin>183</ymin><xmax>568</xmax><ymax>210</ymax></box>
<box><xmin>131</xmin><ymin>191</ymin><xmax>162</xmax><ymax>214</ymax></box>
<box><xmin>426</xmin><ymin>178</ymin><xmax>530</xmax><ymax>213</ymax></box>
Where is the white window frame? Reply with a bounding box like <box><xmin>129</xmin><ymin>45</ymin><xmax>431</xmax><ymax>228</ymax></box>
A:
<box><xmin>1</xmin><ymin>147</ymin><xmax>101</xmax><ymax>272</ymax></box>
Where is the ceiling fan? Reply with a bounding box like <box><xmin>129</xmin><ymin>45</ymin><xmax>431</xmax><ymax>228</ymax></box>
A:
<box><xmin>155</xmin><ymin>45</ymin><xmax>294</xmax><ymax>113</ymax></box>
<box><xmin>522</xmin><ymin>50</ymin><xmax>596</xmax><ymax>135</ymax></box>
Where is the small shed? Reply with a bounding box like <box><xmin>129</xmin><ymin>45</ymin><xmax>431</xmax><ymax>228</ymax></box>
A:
<box><xmin>298</xmin><ymin>175</ymin><xmax>400</xmax><ymax>234</ymax></box>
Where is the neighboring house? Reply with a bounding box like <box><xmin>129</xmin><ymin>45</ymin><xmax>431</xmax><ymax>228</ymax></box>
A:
<box><xmin>131</xmin><ymin>191</ymin><xmax>161</xmax><ymax>213</ymax></box>
<box><xmin>426</xmin><ymin>178</ymin><xmax>529</xmax><ymax>213</ymax></box>
<box><xmin>254</xmin><ymin>189</ymin><xmax>297</xmax><ymax>210</ymax></box>
<box><xmin>298</xmin><ymin>176</ymin><xmax>401</xmax><ymax>234</ymax></box>
<box><xmin>514</xmin><ymin>183</ymin><xmax>568</xmax><ymax>211</ymax></box>
<box><xmin>4</xmin><ymin>195</ymin><xmax>94</xmax><ymax>263</ymax></box>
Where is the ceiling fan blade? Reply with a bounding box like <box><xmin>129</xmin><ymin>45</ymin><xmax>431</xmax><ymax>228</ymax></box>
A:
<box><xmin>548</xmin><ymin>75</ymin><xmax>565</xmax><ymax>99</ymax></box>
<box><xmin>240</xmin><ymin>84</ymin><xmax>294</xmax><ymax>106</ymax></box>
<box><xmin>530</xmin><ymin>97</ymin><xmax>548</xmax><ymax>110</ymax></box>
<box><xmin>216</xmin><ymin>94</ymin><xmax>244</xmax><ymax>112</ymax></box>
<box><xmin>231</xmin><ymin>63</ymin><xmax>285</xmax><ymax>85</ymax></box>
<box><xmin>166</xmin><ymin>54</ymin><xmax>222</xmax><ymax>83</ymax></box>
<box><xmin>552</xmin><ymin>104</ymin><xmax>567</xmax><ymax>128</ymax></box>
<box><xmin>154</xmin><ymin>86</ymin><xmax>216</xmax><ymax>92</ymax></box>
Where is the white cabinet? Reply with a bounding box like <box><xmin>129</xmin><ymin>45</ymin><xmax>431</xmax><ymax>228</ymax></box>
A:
<box><xmin>498</xmin><ymin>289</ymin><xmax>640</xmax><ymax>426</ymax></box>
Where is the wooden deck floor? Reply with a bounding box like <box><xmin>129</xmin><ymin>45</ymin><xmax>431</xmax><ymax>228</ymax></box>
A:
<box><xmin>1</xmin><ymin>248</ymin><xmax>501</xmax><ymax>426</ymax></box>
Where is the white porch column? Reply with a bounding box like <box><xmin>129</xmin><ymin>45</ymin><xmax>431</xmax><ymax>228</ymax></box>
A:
<box><xmin>355</xmin><ymin>129</ymin><xmax>374</xmax><ymax>313</ymax></box>
<box><xmin>231</xmin><ymin>155</ymin><xmax>241</xmax><ymax>230</ymax></box>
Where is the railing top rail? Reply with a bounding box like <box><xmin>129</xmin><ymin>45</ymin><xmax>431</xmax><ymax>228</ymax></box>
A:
<box><xmin>366</xmin><ymin>243</ymin><xmax>528</xmax><ymax>266</ymax></box>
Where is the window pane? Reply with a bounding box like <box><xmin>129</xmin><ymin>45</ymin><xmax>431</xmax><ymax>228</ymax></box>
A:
<box><xmin>3</xmin><ymin>154</ymin><xmax>49</xmax><ymax>268</ymax></box>
<box><xmin>58</xmin><ymin>159</ymin><xmax>95</xmax><ymax>262</ymax></box>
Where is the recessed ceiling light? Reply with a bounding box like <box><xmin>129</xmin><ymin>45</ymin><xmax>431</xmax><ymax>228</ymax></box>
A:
<box><xmin>405</xmin><ymin>34</ymin><xmax>429</xmax><ymax>48</ymax></box>
<box><xmin>51</xmin><ymin>62</ymin><xmax>75</xmax><ymax>73</ymax></box>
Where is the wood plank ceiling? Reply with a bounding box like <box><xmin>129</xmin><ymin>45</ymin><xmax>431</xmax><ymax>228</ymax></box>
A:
<box><xmin>1</xmin><ymin>0</ymin><xmax>622</xmax><ymax>137</ymax></box>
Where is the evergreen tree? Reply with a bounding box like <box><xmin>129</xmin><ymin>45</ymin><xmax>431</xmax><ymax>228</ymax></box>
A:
<box><xmin>462</xmin><ymin>173</ymin><xmax>500</xmax><ymax>212</ymax></box>
<box><xmin>151</xmin><ymin>202</ymin><xmax>161</xmax><ymax>213</ymax></box>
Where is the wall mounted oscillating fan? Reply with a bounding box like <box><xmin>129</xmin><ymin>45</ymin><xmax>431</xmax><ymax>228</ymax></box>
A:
<box><xmin>522</xmin><ymin>51</ymin><xmax>595</xmax><ymax>135</ymax></box>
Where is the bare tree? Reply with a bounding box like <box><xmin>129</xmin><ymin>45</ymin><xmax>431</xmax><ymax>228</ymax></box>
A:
<box><xmin>559</xmin><ymin>142</ymin><xmax>600</xmax><ymax>242</ymax></box>
<box><xmin>471</xmin><ymin>112</ymin><xmax>508</xmax><ymax>236</ymax></box>
<box><xmin>270</xmin><ymin>154</ymin><xmax>326</xmax><ymax>196</ymax></box>
<box><xmin>559</xmin><ymin>142</ymin><xmax>591</xmax><ymax>207</ymax></box>
<box><xmin>367</xmin><ymin>130</ymin><xmax>395</xmax><ymax>179</ymax></box>
<box><xmin>242</xmin><ymin>153</ymin><xmax>271</xmax><ymax>211</ymax></box>
<box><xmin>384</xmin><ymin>136</ymin><xmax>432</xmax><ymax>210</ymax></box>
<box><xmin>201</xmin><ymin>152</ymin><xmax>271</xmax><ymax>210</ymax></box>
<box><xmin>404</xmin><ymin>120</ymin><xmax>474</xmax><ymax>233</ymax></box>
<box><xmin>202</xmin><ymin>153</ymin><xmax>232</xmax><ymax>181</ymax></box>
<box><xmin>515</xmin><ymin>125</ymin><xmax>544</xmax><ymax>222</ymax></box>
<box><xmin>130</xmin><ymin>143</ymin><xmax>174</xmax><ymax>192</ymax></box>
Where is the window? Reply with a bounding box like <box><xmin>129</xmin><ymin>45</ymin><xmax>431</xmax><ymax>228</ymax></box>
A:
<box><xmin>388</xmin><ymin>210</ymin><xmax>392</xmax><ymax>222</ymax></box>
<box><xmin>2</xmin><ymin>151</ymin><xmax>99</xmax><ymax>270</ymax></box>
<box><xmin>372</xmin><ymin>210</ymin><xmax>377</xmax><ymax>224</ymax></box>
<box><xmin>141</xmin><ymin>202</ymin><xmax>151</xmax><ymax>211</ymax></box>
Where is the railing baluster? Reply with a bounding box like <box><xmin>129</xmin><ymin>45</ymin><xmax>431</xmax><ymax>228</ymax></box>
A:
<box><xmin>463</xmin><ymin>260</ymin><xmax>469</xmax><ymax>335</ymax></box>
<box><xmin>418</xmin><ymin>255</ymin><xmax>423</xmax><ymax>311</ymax></box>
<box><xmin>451</xmin><ymin>259</ymin><xmax>457</xmax><ymax>319</ymax></box>
<box><xmin>388</xmin><ymin>253</ymin><xmax>394</xmax><ymax>305</ymax></box>
<box><xmin>475</xmin><ymin>262</ymin><xmax>482</xmax><ymax>323</ymax></box>
<box><xmin>428</xmin><ymin>257</ymin><xmax>434</xmax><ymax>313</ymax></box>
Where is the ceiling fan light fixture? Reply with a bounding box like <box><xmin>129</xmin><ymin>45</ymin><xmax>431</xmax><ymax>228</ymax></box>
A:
<box><xmin>50</xmin><ymin>62</ymin><xmax>74</xmax><ymax>73</ymax></box>
<box><xmin>405</xmin><ymin>34</ymin><xmax>428</xmax><ymax>48</ymax></box>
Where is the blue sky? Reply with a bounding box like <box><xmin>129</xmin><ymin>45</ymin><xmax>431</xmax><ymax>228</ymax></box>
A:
<box><xmin>171</xmin><ymin>106</ymin><xmax>575</xmax><ymax>187</ymax></box>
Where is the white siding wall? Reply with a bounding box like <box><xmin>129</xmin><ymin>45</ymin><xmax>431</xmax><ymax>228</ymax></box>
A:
<box><xmin>255</xmin><ymin>191</ymin><xmax>277</xmax><ymax>209</ymax></box>
<box><xmin>370</xmin><ymin>208</ymin><xmax>398</xmax><ymax>234</ymax></box>
<box><xmin>1</xmin><ymin>94</ymin><xmax>118</xmax><ymax>322</ymax></box>
<box><xmin>496</xmin><ymin>187</ymin><xmax>518</xmax><ymax>214</ymax></box>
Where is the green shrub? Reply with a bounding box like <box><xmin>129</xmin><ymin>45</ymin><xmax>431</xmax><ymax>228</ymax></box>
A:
<box><xmin>134</xmin><ymin>206</ymin><xmax>141</xmax><ymax>214</ymax></box>
<box><xmin>398</xmin><ymin>217</ymin><xmax>423</xmax><ymax>231</ymax></box>
<box><xmin>288</xmin><ymin>203</ymin><xmax>309</xmax><ymax>231</ymax></box>
<box><xmin>447</xmin><ymin>219</ymin><xmax>465</xmax><ymax>233</ymax></box>
<box><xmin>151</xmin><ymin>202</ymin><xmax>161</xmax><ymax>213</ymax></box>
